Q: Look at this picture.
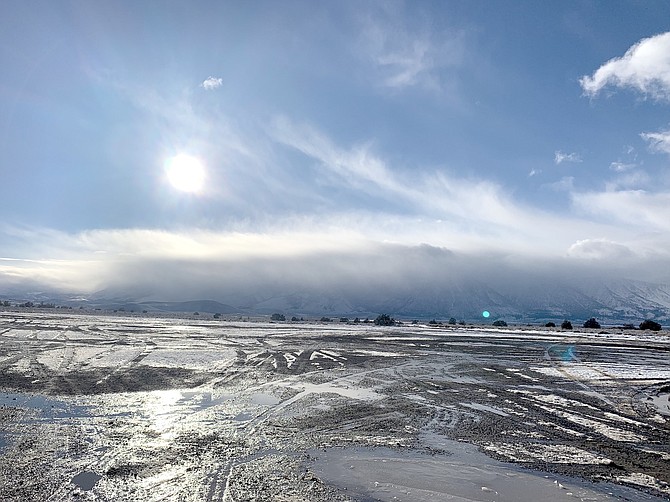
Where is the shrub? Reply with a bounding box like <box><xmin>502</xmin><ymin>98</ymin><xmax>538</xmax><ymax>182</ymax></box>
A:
<box><xmin>320</xmin><ymin>317</ymin><xmax>332</xmax><ymax>323</ymax></box>
<box><xmin>291</xmin><ymin>316</ymin><xmax>300</xmax><ymax>322</ymax></box>
<box><xmin>545</xmin><ymin>322</ymin><xmax>556</xmax><ymax>328</ymax></box>
<box><xmin>448</xmin><ymin>317</ymin><xmax>457</xmax><ymax>325</ymax></box>
<box><xmin>428</xmin><ymin>319</ymin><xmax>438</xmax><ymax>325</ymax></box>
<box><xmin>583</xmin><ymin>318</ymin><xmax>601</xmax><ymax>329</ymax></box>
<box><xmin>561</xmin><ymin>320</ymin><xmax>573</xmax><ymax>330</ymax></box>
<box><xmin>492</xmin><ymin>320</ymin><xmax>507</xmax><ymax>327</ymax></box>
<box><xmin>374</xmin><ymin>313</ymin><xmax>395</xmax><ymax>326</ymax></box>
<box><xmin>271</xmin><ymin>313</ymin><xmax>286</xmax><ymax>321</ymax></box>
<box><xmin>639</xmin><ymin>320</ymin><xmax>662</xmax><ymax>331</ymax></box>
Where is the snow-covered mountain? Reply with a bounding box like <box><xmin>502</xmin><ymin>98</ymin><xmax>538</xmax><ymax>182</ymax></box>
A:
<box><xmin>3</xmin><ymin>275</ymin><xmax>669</xmax><ymax>325</ymax></box>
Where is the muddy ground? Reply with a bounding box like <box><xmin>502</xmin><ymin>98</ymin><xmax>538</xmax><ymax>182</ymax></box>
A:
<box><xmin>0</xmin><ymin>311</ymin><xmax>668</xmax><ymax>501</ymax></box>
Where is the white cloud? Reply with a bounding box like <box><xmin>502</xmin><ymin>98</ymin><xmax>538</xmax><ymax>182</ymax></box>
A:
<box><xmin>640</xmin><ymin>128</ymin><xmax>670</xmax><ymax>154</ymax></box>
<box><xmin>609</xmin><ymin>161</ymin><xmax>636</xmax><ymax>172</ymax></box>
<box><xmin>567</xmin><ymin>238</ymin><xmax>634</xmax><ymax>261</ymax></box>
<box><xmin>580</xmin><ymin>32</ymin><xmax>670</xmax><ymax>101</ymax></box>
<box><xmin>201</xmin><ymin>76</ymin><xmax>223</xmax><ymax>90</ymax></box>
<box><xmin>554</xmin><ymin>151</ymin><xmax>582</xmax><ymax>165</ymax></box>
<box><xmin>528</xmin><ymin>169</ymin><xmax>540</xmax><ymax>177</ymax></box>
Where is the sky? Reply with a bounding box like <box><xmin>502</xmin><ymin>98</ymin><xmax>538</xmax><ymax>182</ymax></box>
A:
<box><xmin>1</xmin><ymin>1</ymin><xmax>670</xmax><ymax>299</ymax></box>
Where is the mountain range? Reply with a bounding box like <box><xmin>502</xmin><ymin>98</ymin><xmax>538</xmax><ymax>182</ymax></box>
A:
<box><xmin>4</xmin><ymin>277</ymin><xmax>669</xmax><ymax>325</ymax></box>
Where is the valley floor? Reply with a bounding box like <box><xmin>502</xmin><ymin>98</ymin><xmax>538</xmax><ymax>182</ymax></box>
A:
<box><xmin>0</xmin><ymin>312</ymin><xmax>668</xmax><ymax>501</ymax></box>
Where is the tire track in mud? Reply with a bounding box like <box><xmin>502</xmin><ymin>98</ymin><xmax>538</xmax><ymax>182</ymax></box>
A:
<box><xmin>93</xmin><ymin>338</ymin><xmax>157</xmax><ymax>390</ymax></box>
<box><xmin>216</xmin><ymin>354</ymin><xmax>403</xmax><ymax>501</ymax></box>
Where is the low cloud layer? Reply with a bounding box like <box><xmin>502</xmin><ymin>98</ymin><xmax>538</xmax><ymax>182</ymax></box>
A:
<box><xmin>1</xmin><ymin>222</ymin><xmax>669</xmax><ymax>305</ymax></box>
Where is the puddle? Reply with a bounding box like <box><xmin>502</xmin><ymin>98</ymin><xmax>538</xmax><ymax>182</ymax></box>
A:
<box><xmin>249</xmin><ymin>393</ymin><xmax>279</xmax><ymax>406</ymax></box>
<box><xmin>0</xmin><ymin>392</ymin><xmax>89</xmax><ymax>421</ymax></box>
<box><xmin>646</xmin><ymin>393</ymin><xmax>670</xmax><ymax>416</ymax></box>
<box><xmin>72</xmin><ymin>471</ymin><xmax>102</xmax><ymax>491</ymax></box>
<box><xmin>310</xmin><ymin>437</ymin><xmax>666</xmax><ymax>501</ymax></box>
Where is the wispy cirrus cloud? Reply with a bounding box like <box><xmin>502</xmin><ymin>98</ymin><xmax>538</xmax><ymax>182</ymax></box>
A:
<box><xmin>544</xmin><ymin>176</ymin><xmax>575</xmax><ymax>192</ymax></box>
<box><xmin>640</xmin><ymin>128</ymin><xmax>670</xmax><ymax>154</ymax></box>
<box><xmin>604</xmin><ymin>170</ymin><xmax>650</xmax><ymax>191</ymax></box>
<box><xmin>201</xmin><ymin>76</ymin><xmax>223</xmax><ymax>90</ymax></box>
<box><xmin>572</xmin><ymin>189</ymin><xmax>670</xmax><ymax>232</ymax></box>
<box><xmin>609</xmin><ymin>161</ymin><xmax>636</xmax><ymax>172</ymax></box>
<box><xmin>358</xmin><ymin>6</ymin><xmax>465</xmax><ymax>91</ymax></box>
<box><xmin>580</xmin><ymin>32</ymin><xmax>670</xmax><ymax>101</ymax></box>
<box><xmin>554</xmin><ymin>151</ymin><xmax>582</xmax><ymax>165</ymax></box>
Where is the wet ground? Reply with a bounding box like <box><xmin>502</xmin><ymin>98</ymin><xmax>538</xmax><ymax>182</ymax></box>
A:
<box><xmin>0</xmin><ymin>311</ymin><xmax>668</xmax><ymax>501</ymax></box>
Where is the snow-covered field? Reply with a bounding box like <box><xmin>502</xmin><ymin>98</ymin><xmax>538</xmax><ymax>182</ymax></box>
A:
<box><xmin>0</xmin><ymin>311</ymin><xmax>668</xmax><ymax>501</ymax></box>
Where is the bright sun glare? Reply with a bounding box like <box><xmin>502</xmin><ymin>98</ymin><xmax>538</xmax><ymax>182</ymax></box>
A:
<box><xmin>165</xmin><ymin>154</ymin><xmax>206</xmax><ymax>193</ymax></box>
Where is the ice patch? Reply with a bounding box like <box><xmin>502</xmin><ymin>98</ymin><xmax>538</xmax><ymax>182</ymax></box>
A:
<box><xmin>351</xmin><ymin>349</ymin><xmax>404</xmax><ymax>357</ymax></box>
<box><xmin>460</xmin><ymin>402</ymin><xmax>509</xmax><ymax>417</ymax></box>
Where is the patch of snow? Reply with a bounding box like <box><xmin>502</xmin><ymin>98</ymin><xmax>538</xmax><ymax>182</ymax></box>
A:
<box><xmin>482</xmin><ymin>442</ymin><xmax>612</xmax><ymax>465</ymax></box>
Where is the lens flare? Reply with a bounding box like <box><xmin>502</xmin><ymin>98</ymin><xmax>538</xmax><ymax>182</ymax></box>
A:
<box><xmin>482</xmin><ymin>311</ymin><xmax>490</xmax><ymax>318</ymax></box>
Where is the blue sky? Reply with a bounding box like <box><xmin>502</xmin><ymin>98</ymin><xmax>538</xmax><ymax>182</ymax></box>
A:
<box><xmin>1</xmin><ymin>1</ymin><xmax>670</xmax><ymax>296</ymax></box>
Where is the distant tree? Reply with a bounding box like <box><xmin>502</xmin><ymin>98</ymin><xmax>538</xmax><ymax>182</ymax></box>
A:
<box><xmin>583</xmin><ymin>318</ymin><xmax>601</xmax><ymax>329</ymax></box>
<box><xmin>2</xmin><ymin>301</ymin><xmax>10</xmax><ymax>307</ymax></box>
<box><xmin>320</xmin><ymin>317</ymin><xmax>331</xmax><ymax>323</ymax></box>
<box><xmin>428</xmin><ymin>319</ymin><xmax>438</xmax><ymax>325</ymax></box>
<box><xmin>354</xmin><ymin>318</ymin><xmax>360</xmax><ymax>324</ymax></box>
<box><xmin>193</xmin><ymin>311</ymin><xmax>199</xmax><ymax>316</ymax></box>
<box><xmin>291</xmin><ymin>316</ymin><xmax>300</xmax><ymax>322</ymax></box>
<box><xmin>639</xmin><ymin>320</ymin><xmax>662</xmax><ymax>331</ymax></box>
<box><xmin>492</xmin><ymin>320</ymin><xmax>507</xmax><ymax>327</ymax></box>
<box><xmin>213</xmin><ymin>313</ymin><xmax>220</xmax><ymax>319</ymax></box>
<box><xmin>545</xmin><ymin>322</ymin><xmax>556</xmax><ymax>328</ymax></box>
<box><xmin>340</xmin><ymin>317</ymin><xmax>349</xmax><ymax>323</ymax></box>
<box><xmin>448</xmin><ymin>317</ymin><xmax>457</xmax><ymax>325</ymax></box>
<box><xmin>374</xmin><ymin>313</ymin><xmax>395</xmax><ymax>326</ymax></box>
<box><xmin>20</xmin><ymin>301</ymin><xmax>34</xmax><ymax>308</ymax></box>
<box><xmin>271</xmin><ymin>313</ymin><xmax>286</xmax><ymax>321</ymax></box>
<box><xmin>411</xmin><ymin>319</ymin><xmax>418</xmax><ymax>324</ymax></box>
<box><xmin>458</xmin><ymin>320</ymin><xmax>466</xmax><ymax>325</ymax></box>
<box><xmin>561</xmin><ymin>320</ymin><xmax>573</xmax><ymax>330</ymax></box>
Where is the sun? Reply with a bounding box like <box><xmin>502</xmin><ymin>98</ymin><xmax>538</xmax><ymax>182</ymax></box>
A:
<box><xmin>165</xmin><ymin>154</ymin><xmax>206</xmax><ymax>193</ymax></box>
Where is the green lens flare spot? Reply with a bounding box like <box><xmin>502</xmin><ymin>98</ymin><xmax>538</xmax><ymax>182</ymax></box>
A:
<box><xmin>482</xmin><ymin>311</ymin><xmax>490</xmax><ymax>318</ymax></box>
